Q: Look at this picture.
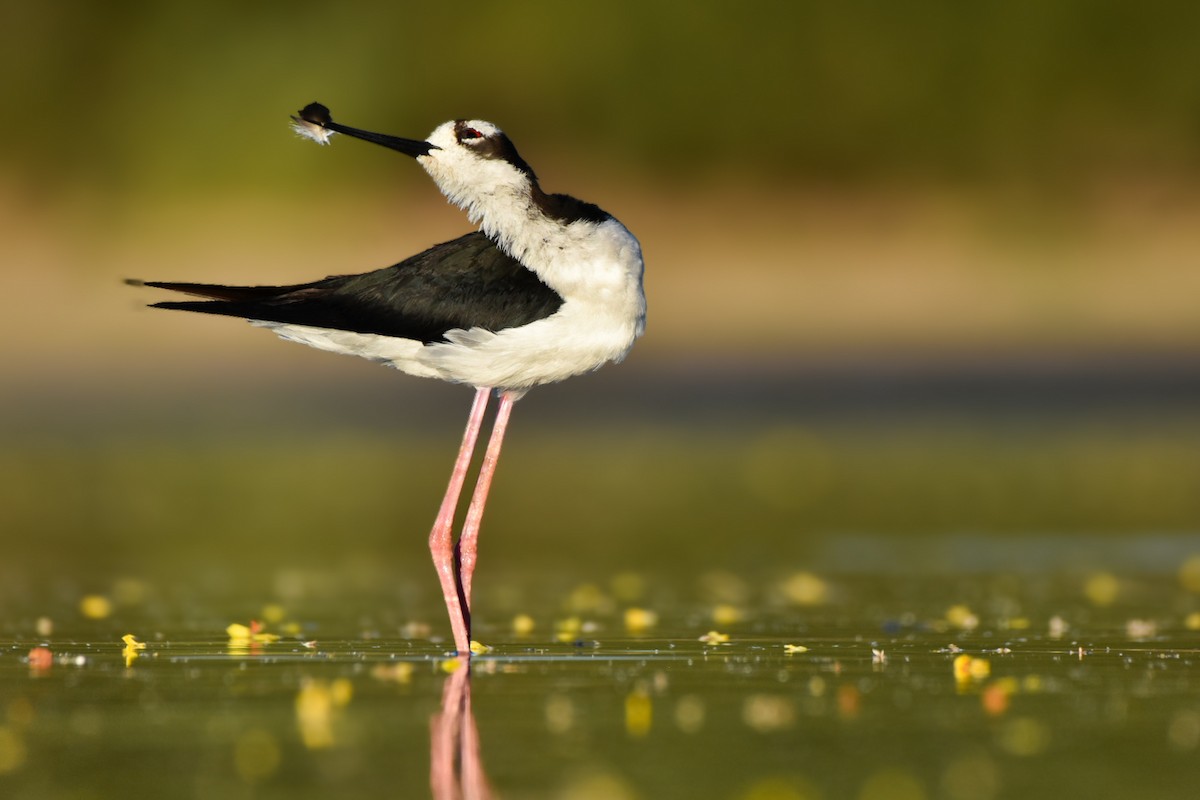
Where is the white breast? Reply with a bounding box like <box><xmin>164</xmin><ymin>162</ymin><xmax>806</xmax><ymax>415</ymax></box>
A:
<box><xmin>417</xmin><ymin>217</ymin><xmax>646</xmax><ymax>391</ymax></box>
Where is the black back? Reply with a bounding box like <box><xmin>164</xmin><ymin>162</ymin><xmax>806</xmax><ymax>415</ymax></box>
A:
<box><xmin>148</xmin><ymin>232</ymin><xmax>564</xmax><ymax>344</ymax></box>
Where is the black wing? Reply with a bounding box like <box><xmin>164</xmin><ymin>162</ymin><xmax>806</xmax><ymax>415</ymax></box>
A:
<box><xmin>139</xmin><ymin>232</ymin><xmax>564</xmax><ymax>344</ymax></box>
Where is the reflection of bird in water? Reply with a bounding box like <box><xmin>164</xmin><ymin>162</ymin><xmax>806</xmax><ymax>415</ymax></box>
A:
<box><xmin>432</xmin><ymin>661</ymin><xmax>493</xmax><ymax>800</ymax></box>
<box><xmin>131</xmin><ymin>103</ymin><xmax>646</xmax><ymax>655</ymax></box>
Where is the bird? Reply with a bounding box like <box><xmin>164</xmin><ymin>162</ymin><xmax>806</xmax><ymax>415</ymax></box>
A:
<box><xmin>129</xmin><ymin>103</ymin><xmax>646</xmax><ymax>655</ymax></box>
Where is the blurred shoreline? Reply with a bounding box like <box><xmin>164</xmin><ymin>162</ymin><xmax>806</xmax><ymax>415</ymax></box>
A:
<box><xmin>7</xmin><ymin>179</ymin><xmax>1200</xmax><ymax>364</ymax></box>
<box><xmin>5</xmin><ymin>348</ymin><xmax>1198</xmax><ymax>439</ymax></box>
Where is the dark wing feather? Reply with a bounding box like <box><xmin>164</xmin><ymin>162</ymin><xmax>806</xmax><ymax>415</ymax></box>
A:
<box><xmin>143</xmin><ymin>232</ymin><xmax>564</xmax><ymax>344</ymax></box>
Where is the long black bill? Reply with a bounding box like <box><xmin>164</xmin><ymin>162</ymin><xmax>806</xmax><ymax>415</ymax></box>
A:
<box><xmin>295</xmin><ymin>102</ymin><xmax>438</xmax><ymax>157</ymax></box>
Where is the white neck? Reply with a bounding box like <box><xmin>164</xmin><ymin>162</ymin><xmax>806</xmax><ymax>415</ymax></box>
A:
<box><xmin>422</xmin><ymin>162</ymin><xmax>576</xmax><ymax>274</ymax></box>
<box><xmin>418</xmin><ymin>152</ymin><xmax>643</xmax><ymax>322</ymax></box>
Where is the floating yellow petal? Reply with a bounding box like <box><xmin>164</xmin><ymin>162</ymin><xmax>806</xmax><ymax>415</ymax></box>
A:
<box><xmin>122</xmin><ymin>633</ymin><xmax>147</xmax><ymax>666</ymax></box>
<box><xmin>699</xmin><ymin>631</ymin><xmax>730</xmax><ymax>645</ymax></box>
<box><xmin>79</xmin><ymin>595</ymin><xmax>112</xmax><ymax>620</ymax></box>
<box><xmin>946</xmin><ymin>604</ymin><xmax>979</xmax><ymax>631</ymax></box>
<box><xmin>623</xmin><ymin>607</ymin><xmax>658</xmax><ymax>633</ymax></box>
<box><xmin>781</xmin><ymin>571</ymin><xmax>828</xmax><ymax>606</ymax></box>
<box><xmin>469</xmin><ymin>641</ymin><xmax>493</xmax><ymax>655</ymax></box>
<box><xmin>783</xmin><ymin>644</ymin><xmax>809</xmax><ymax>654</ymax></box>
<box><xmin>554</xmin><ymin>616</ymin><xmax>583</xmax><ymax>642</ymax></box>
<box><xmin>226</xmin><ymin>623</ymin><xmax>281</xmax><ymax>644</ymax></box>
<box><xmin>712</xmin><ymin>604</ymin><xmax>744</xmax><ymax>627</ymax></box>
<box><xmin>953</xmin><ymin>654</ymin><xmax>991</xmax><ymax>684</ymax></box>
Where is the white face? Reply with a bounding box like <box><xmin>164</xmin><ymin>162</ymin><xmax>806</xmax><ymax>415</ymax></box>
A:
<box><xmin>425</xmin><ymin>119</ymin><xmax>504</xmax><ymax>151</ymax></box>
<box><xmin>416</xmin><ymin>120</ymin><xmax>537</xmax><ymax>214</ymax></box>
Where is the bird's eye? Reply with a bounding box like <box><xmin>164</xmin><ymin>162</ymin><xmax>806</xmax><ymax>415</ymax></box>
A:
<box><xmin>460</xmin><ymin>128</ymin><xmax>483</xmax><ymax>141</ymax></box>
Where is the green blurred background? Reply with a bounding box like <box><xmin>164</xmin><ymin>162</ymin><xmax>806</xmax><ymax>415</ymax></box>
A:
<box><xmin>2</xmin><ymin>1</ymin><xmax>1199</xmax><ymax>601</ymax></box>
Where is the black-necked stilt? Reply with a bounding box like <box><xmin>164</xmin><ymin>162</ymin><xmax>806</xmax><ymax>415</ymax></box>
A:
<box><xmin>131</xmin><ymin>103</ymin><xmax>646</xmax><ymax>655</ymax></box>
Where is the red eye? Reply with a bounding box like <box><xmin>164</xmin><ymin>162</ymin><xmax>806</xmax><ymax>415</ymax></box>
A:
<box><xmin>460</xmin><ymin>128</ymin><xmax>483</xmax><ymax>141</ymax></box>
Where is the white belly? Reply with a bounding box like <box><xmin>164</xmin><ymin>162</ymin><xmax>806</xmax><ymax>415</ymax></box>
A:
<box><xmin>255</xmin><ymin>292</ymin><xmax>641</xmax><ymax>394</ymax></box>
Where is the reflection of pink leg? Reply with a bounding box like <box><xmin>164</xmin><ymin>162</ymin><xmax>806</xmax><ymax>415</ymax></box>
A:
<box><xmin>459</xmin><ymin>667</ymin><xmax>493</xmax><ymax>800</ymax></box>
<box><xmin>430</xmin><ymin>658</ymin><xmax>468</xmax><ymax>800</ymax></box>
<box><xmin>430</xmin><ymin>662</ymin><xmax>493</xmax><ymax>800</ymax></box>
<box><xmin>429</xmin><ymin>388</ymin><xmax>490</xmax><ymax>655</ymax></box>
<box><xmin>457</xmin><ymin>391</ymin><xmax>515</xmax><ymax>615</ymax></box>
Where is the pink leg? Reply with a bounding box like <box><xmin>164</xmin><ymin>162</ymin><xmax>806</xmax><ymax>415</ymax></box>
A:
<box><xmin>429</xmin><ymin>387</ymin><xmax>490</xmax><ymax>654</ymax></box>
<box><xmin>456</xmin><ymin>391</ymin><xmax>516</xmax><ymax>616</ymax></box>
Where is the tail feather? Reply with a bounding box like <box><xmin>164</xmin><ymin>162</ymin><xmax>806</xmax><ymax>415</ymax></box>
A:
<box><xmin>134</xmin><ymin>280</ymin><xmax>295</xmax><ymax>302</ymax></box>
<box><xmin>130</xmin><ymin>277</ymin><xmax>365</xmax><ymax>332</ymax></box>
<box><xmin>148</xmin><ymin>299</ymin><xmax>274</xmax><ymax>318</ymax></box>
